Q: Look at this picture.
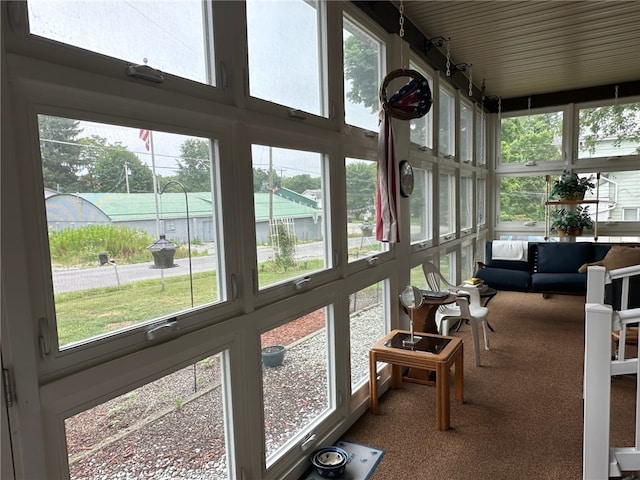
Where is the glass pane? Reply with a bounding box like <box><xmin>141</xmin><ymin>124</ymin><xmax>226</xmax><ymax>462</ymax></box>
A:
<box><xmin>623</xmin><ymin>209</ymin><xmax>639</xmax><ymax>221</ymax></box>
<box><xmin>498</xmin><ymin>176</ymin><xmax>546</xmax><ymax>222</ymax></box>
<box><xmin>247</xmin><ymin>0</ymin><xmax>324</xmax><ymax>116</ymax></box>
<box><xmin>476</xmin><ymin>112</ymin><xmax>486</xmax><ymax>165</ymax></box>
<box><xmin>578</xmin><ymin>102</ymin><xmax>640</xmax><ymax>159</ymax></box>
<box><xmin>410</xmin><ymin>264</ymin><xmax>429</xmax><ymax>289</ymax></box>
<box><xmin>477</xmin><ymin>178</ymin><xmax>486</xmax><ymax>226</ymax></box>
<box><xmin>343</xmin><ymin>17</ymin><xmax>383</xmax><ymax>131</ymax></box>
<box><xmin>410</xmin><ymin>167</ymin><xmax>432</xmax><ymax>243</ymax></box>
<box><xmin>439</xmin><ymin>172</ymin><xmax>456</xmax><ymax>237</ymax></box>
<box><xmin>590</xmin><ymin>171</ymin><xmax>640</xmax><ymax>223</ymax></box>
<box><xmin>65</xmin><ymin>354</ymin><xmax>229</xmax><ymax>479</ymax></box>
<box><xmin>461</xmin><ymin>243</ymin><xmax>474</xmax><ymax>280</ymax></box>
<box><xmin>438</xmin><ymin>88</ymin><xmax>455</xmax><ymax>157</ymax></box>
<box><xmin>459</xmin><ymin>103</ymin><xmax>473</xmax><ymax>163</ymax></box>
<box><xmin>439</xmin><ymin>253</ymin><xmax>455</xmax><ymax>285</ymax></box>
<box><xmin>252</xmin><ymin>145</ymin><xmax>326</xmax><ymax>288</ymax></box>
<box><xmin>460</xmin><ymin>175</ymin><xmax>473</xmax><ymax>230</ymax></box>
<box><xmin>350</xmin><ymin>282</ymin><xmax>386</xmax><ymax>392</ymax></box>
<box><xmin>409</xmin><ymin>62</ymin><xmax>434</xmax><ymax>148</ymax></box>
<box><xmin>500</xmin><ymin>112</ymin><xmax>563</xmax><ymax>164</ymax></box>
<box><xmin>40</xmin><ymin>116</ymin><xmax>223</xmax><ymax>348</ymax></box>
<box><xmin>346</xmin><ymin>157</ymin><xmax>386</xmax><ymax>262</ymax></box>
<box><xmin>28</xmin><ymin>0</ymin><xmax>214</xmax><ymax>86</ymax></box>
<box><xmin>261</xmin><ymin>308</ymin><xmax>331</xmax><ymax>462</ymax></box>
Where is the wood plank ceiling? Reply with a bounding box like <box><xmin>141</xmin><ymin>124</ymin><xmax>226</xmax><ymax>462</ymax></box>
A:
<box><xmin>395</xmin><ymin>1</ymin><xmax>640</xmax><ymax>102</ymax></box>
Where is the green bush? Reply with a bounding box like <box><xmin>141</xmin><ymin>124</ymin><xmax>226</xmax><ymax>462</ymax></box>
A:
<box><xmin>48</xmin><ymin>224</ymin><xmax>155</xmax><ymax>266</ymax></box>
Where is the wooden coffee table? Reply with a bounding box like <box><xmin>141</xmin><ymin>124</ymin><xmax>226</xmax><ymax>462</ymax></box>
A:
<box><xmin>369</xmin><ymin>329</ymin><xmax>464</xmax><ymax>430</ymax></box>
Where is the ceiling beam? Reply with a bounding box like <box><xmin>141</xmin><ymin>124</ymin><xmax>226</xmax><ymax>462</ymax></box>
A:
<box><xmin>499</xmin><ymin>81</ymin><xmax>640</xmax><ymax>113</ymax></box>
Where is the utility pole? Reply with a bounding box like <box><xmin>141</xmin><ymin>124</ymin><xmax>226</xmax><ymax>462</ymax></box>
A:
<box><xmin>124</xmin><ymin>162</ymin><xmax>131</xmax><ymax>194</ymax></box>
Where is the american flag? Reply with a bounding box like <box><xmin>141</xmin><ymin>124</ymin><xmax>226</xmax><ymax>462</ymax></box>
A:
<box><xmin>375</xmin><ymin>114</ymin><xmax>400</xmax><ymax>243</ymax></box>
<box><xmin>139</xmin><ymin>129</ymin><xmax>150</xmax><ymax>151</ymax></box>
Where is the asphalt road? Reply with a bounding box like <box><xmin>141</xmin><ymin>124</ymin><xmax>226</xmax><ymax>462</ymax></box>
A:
<box><xmin>52</xmin><ymin>238</ymin><xmax>372</xmax><ymax>293</ymax></box>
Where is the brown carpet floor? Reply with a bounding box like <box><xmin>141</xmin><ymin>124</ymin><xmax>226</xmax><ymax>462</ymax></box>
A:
<box><xmin>344</xmin><ymin>291</ymin><xmax>637</xmax><ymax>480</ymax></box>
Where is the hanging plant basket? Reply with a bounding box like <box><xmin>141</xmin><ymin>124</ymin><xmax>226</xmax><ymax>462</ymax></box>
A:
<box><xmin>261</xmin><ymin>345</ymin><xmax>286</xmax><ymax>367</ymax></box>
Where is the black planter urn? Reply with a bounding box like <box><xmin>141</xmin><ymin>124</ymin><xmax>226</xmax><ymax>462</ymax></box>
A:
<box><xmin>148</xmin><ymin>235</ymin><xmax>177</xmax><ymax>269</ymax></box>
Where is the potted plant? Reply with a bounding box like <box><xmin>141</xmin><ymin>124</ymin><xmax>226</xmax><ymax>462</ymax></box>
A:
<box><xmin>550</xmin><ymin>206</ymin><xmax>594</xmax><ymax>236</ymax></box>
<box><xmin>550</xmin><ymin>169</ymin><xmax>595</xmax><ymax>201</ymax></box>
<box><xmin>261</xmin><ymin>345</ymin><xmax>286</xmax><ymax>367</ymax></box>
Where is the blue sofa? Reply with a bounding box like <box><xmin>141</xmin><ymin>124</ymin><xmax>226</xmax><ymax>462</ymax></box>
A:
<box><xmin>475</xmin><ymin>241</ymin><xmax>640</xmax><ymax>306</ymax></box>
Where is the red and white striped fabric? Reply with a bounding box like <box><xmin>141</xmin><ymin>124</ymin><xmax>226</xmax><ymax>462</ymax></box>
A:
<box><xmin>375</xmin><ymin>113</ymin><xmax>400</xmax><ymax>243</ymax></box>
<box><xmin>139</xmin><ymin>129</ymin><xmax>150</xmax><ymax>151</ymax></box>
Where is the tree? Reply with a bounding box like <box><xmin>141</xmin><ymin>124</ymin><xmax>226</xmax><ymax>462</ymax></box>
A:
<box><xmin>500</xmin><ymin>113</ymin><xmax>562</xmax><ymax>164</ymax></box>
<box><xmin>343</xmin><ymin>33</ymin><xmax>379</xmax><ymax>114</ymax></box>
<box><xmin>282</xmin><ymin>174</ymin><xmax>320</xmax><ymax>193</ymax></box>
<box><xmin>498</xmin><ymin>176</ymin><xmax>546</xmax><ymax>222</ymax></box>
<box><xmin>579</xmin><ymin>102</ymin><xmax>640</xmax><ymax>155</ymax></box>
<box><xmin>346</xmin><ymin>161</ymin><xmax>377</xmax><ymax>220</ymax></box>
<box><xmin>38</xmin><ymin>115</ymin><xmax>84</xmax><ymax>192</ymax></box>
<box><xmin>78</xmin><ymin>136</ymin><xmax>154</xmax><ymax>193</ymax></box>
<box><xmin>253</xmin><ymin>167</ymin><xmax>281</xmax><ymax>193</ymax></box>
<box><xmin>175</xmin><ymin>139</ymin><xmax>211</xmax><ymax>192</ymax></box>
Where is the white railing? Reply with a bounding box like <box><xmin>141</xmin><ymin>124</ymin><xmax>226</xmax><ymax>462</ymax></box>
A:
<box><xmin>583</xmin><ymin>264</ymin><xmax>640</xmax><ymax>479</ymax></box>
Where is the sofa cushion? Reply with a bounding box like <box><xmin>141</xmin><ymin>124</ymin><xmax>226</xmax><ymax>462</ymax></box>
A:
<box><xmin>475</xmin><ymin>267</ymin><xmax>531</xmax><ymax>291</ymax></box>
<box><xmin>483</xmin><ymin>241</ymin><xmax>532</xmax><ymax>272</ymax></box>
<box><xmin>536</xmin><ymin>242</ymin><xmax>593</xmax><ymax>274</ymax></box>
<box><xmin>578</xmin><ymin>245</ymin><xmax>640</xmax><ymax>273</ymax></box>
<box><xmin>531</xmin><ymin>272</ymin><xmax>587</xmax><ymax>292</ymax></box>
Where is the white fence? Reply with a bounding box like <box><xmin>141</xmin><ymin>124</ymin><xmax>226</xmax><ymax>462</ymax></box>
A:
<box><xmin>584</xmin><ymin>264</ymin><xmax>640</xmax><ymax>479</ymax></box>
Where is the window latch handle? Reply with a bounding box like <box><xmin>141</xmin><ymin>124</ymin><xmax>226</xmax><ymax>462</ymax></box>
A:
<box><xmin>127</xmin><ymin>63</ymin><xmax>165</xmax><ymax>84</ymax></box>
<box><xmin>146</xmin><ymin>319</ymin><xmax>178</xmax><ymax>341</ymax></box>
<box><xmin>294</xmin><ymin>277</ymin><xmax>311</xmax><ymax>290</ymax></box>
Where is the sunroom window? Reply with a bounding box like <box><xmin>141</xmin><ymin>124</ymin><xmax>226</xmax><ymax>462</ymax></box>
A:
<box><xmin>409</xmin><ymin>62</ymin><xmax>434</xmax><ymax>149</ymax></box>
<box><xmin>587</xmin><ymin>171</ymin><xmax>640</xmax><ymax>223</ymax></box>
<box><xmin>27</xmin><ymin>0</ymin><xmax>215</xmax><ymax>85</ymax></box>
<box><xmin>476</xmin><ymin>110</ymin><xmax>486</xmax><ymax>165</ymax></box>
<box><xmin>345</xmin><ymin>157</ymin><xmax>387</xmax><ymax>262</ymax></box>
<box><xmin>439</xmin><ymin>170</ymin><xmax>456</xmax><ymax>239</ymax></box>
<box><xmin>498</xmin><ymin>175</ymin><xmax>546</xmax><ymax>223</ymax></box>
<box><xmin>409</xmin><ymin>165</ymin><xmax>434</xmax><ymax>244</ymax></box>
<box><xmin>500</xmin><ymin>111</ymin><xmax>563</xmax><ymax>164</ymax></box>
<box><xmin>252</xmin><ymin>145</ymin><xmax>327</xmax><ymax>288</ymax></box>
<box><xmin>578</xmin><ymin>101</ymin><xmax>640</xmax><ymax>159</ymax></box>
<box><xmin>246</xmin><ymin>0</ymin><xmax>325</xmax><ymax>116</ymax></box>
<box><xmin>460</xmin><ymin>173</ymin><xmax>473</xmax><ymax>231</ymax></box>
<box><xmin>39</xmin><ymin>115</ymin><xmax>223</xmax><ymax>349</ymax></box>
<box><xmin>349</xmin><ymin>281</ymin><xmax>387</xmax><ymax>392</ymax></box>
<box><xmin>64</xmin><ymin>353</ymin><xmax>230</xmax><ymax>479</ymax></box>
<box><xmin>438</xmin><ymin>86</ymin><xmax>456</xmax><ymax>158</ymax></box>
<box><xmin>459</xmin><ymin>101</ymin><xmax>473</xmax><ymax>163</ymax></box>
<box><xmin>343</xmin><ymin>16</ymin><xmax>384</xmax><ymax>132</ymax></box>
<box><xmin>477</xmin><ymin>177</ymin><xmax>486</xmax><ymax>227</ymax></box>
<box><xmin>261</xmin><ymin>306</ymin><xmax>332</xmax><ymax>464</ymax></box>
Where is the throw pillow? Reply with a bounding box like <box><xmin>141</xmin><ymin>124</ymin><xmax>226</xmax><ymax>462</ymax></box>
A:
<box><xmin>578</xmin><ymin>245</ymin><xmax>640</xmax><ymax>273</ymax></box>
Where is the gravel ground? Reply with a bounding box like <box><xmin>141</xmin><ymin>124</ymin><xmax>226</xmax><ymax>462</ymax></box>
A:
<box><xmin>66</xmin><ymin>296</ymin><xmax>384</xmax><ymax>480</ymax></box>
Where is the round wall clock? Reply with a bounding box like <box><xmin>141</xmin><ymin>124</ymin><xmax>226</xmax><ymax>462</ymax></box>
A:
<box><xmin>399</xmin><ymin>160</ymin><xmax>414</xmax><ymax>197</ymax></box>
